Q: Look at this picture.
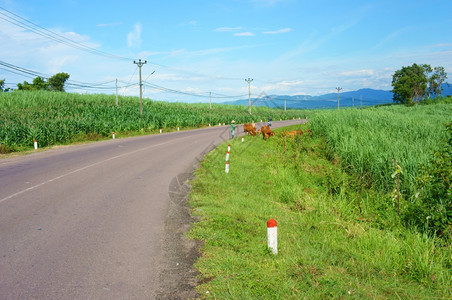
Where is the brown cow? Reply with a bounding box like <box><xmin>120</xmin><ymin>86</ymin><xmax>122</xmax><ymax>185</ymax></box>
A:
<box><xmin>243</xmin><ymin>122</ymin><xmax>256</xmax><ymax>136</ymax></box>
<box><xmin>281</xmin><ymin>130</ymin><xmax>303</xmax><ymax>138</ymax></box>
<box><xmin>261</xmin><ymin>125</ymin><xmax>275</xmax><ymax>140</ymax></box>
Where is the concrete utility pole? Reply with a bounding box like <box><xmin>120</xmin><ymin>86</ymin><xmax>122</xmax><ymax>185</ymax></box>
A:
<box><xmin>245</xmin><ymin>78</ymin><xmax>253</xmax><ymax>115</ymax></box>
<box><xmin>284</xmin><ymin>97</ymin><xmax>286</xmax><ymax>112</ymax></box>
<box><xmin>209</xmin><ymin>91</ymin><xmax>212</xmax><ymax>109</ymax></box>
<box><xmin>336</xmin><ymin>87</ymin><xmax>342</xmax><ymax>110</ymax></box>
<box><xmin>115</xmin><ymin>79</ymin><xmax>118</xmax><ymax>106</ymax></box>
<box><xmin>133</xmin><ymin>59</ymin><xmax>147</xmax><ymax>115</ymax></box>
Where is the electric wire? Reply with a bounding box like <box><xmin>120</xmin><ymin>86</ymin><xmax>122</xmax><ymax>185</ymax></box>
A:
<box><xmin>0</xmin><ymin>6</ymin><xmax>134</xmax><ymax>61</ymax></box>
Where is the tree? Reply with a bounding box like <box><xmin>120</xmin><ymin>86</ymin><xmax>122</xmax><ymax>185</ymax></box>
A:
<box><xmin>17</xmin><ymin>76</ymin><xmax>48</xmax><ymax>91</ymax></box>
<box><xmin>427</xmin><ymin>66</ymin><xmax>448</xmax><ymax>97</ymax></box>
<box><xmin>16</xmin><ymin>72</ymin><xmax>70</xmax><ymax>92</ymax></box>
<box><xmin>48</xmin><ymin>72</ymin><xmax>70</xmax><ymax>92</ymax></box>
<box><xmin>392</xmin><ymin>63</ymin><xmax>428</xmax><ymax>105</ymax></box>
<box><xmin>0</xmin><ymin>79</ymin><xmax>5</xmax><ymax>92</ymax></box>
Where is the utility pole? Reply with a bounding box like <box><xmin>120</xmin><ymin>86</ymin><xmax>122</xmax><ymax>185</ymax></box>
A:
<box><xmin>133</xmin><ymin>59</ymin><xmax>147</xmax><ymax>115</ymax></box>
<box><xmin>360</xmin><ymin>95</ymin><xmax>362</xmax><ymax>107</ymax></box>
<box><xmin>336</xmin><ymin>87</ymin><xmax>342</xmax><ymax>110</ymax></box>
<box><xmin>115</xmin><ymin>78</ymin><xmax>118</xmax><ymax>106</ymax></box>
<box><xmin>245</xmin><ymin>78</ymin><xmax>253</xmax><ymax>115</ymax></box>
<box><xmin>284</xmin><ymin>97</ymin><xmax>286</xmax><ymax>112</ymax></box>
<box><xmin>209</xmin><ymin>91</ymin><xmax>212</xmax><ymax>109</ymax></box>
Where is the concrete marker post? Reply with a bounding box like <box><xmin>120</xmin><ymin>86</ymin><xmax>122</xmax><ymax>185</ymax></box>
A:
<box><xmin>177</xmin><ymin>127</ymin><xmax>180</xmax><ymax>131</ymax></box>
<box><xmin>241</xmin><ymin>137</ymin><xmax>244</xmax><ymax>143</ymax></box>
<box><xmin>267</xmin><ymin>219</ymin><xmax>278</xmax><ymax>254</ymax></box>
<box><xmin>225</xmin><ymin>161</ymin><xmax>229</xmax><ymax>173</ymax></box>
<box><xmin>34</xmin><ymin>140</ymin><xmax>38</xmax><ymax>150</ymax></box>
<box><xmin>112</xmin><ymin>132</ymin><xmax>115</xmax><ymax>139</ymax></box>
<box><xmin>226</xmin><ymin>151</ymin><xmax>230</xmax><ymax>162</ymax></box>
<box><xmin>160</xmin><ymin>128</ymin><xmax>162</xmax><ymax>133</ymax></box>
<box><xmin>228</xmin><ymin>144</ymin><xmax>231</xmax><ymax>152</ymax></box>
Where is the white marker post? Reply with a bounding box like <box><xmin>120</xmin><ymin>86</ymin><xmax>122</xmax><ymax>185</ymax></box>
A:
<box><xmin>225</xmin><ymin>161</ymin><xmax>229</xmax><ymax>173</ymax></box>
<box><xmin>267</xmin><ymin>219</ymin><xmax>278</xmax><ymax>254</ymax></box>
<box><xmin>160</xmin><ymin>128</ymin><xmax>162</xmax><ymax>133</ymax></box>
<box><xmin>112</xmin><ymin>132</ymin><xmax>115</xmax><ymax>139</ymax></box>
<box><xmin>34</xmin><ymin>140</ymin><xmax>38</xmax><ymax>150</ymax></box>
<box><xmin>228</xmin><ymin>144</ymin><xmax>231</xmax><ymax>152</ymax></box>
<box><xmin>241</xmin><ymin>137</ymin><xmax>244</xmax><ymax>143</ymax></box>
<box><xmin>209</xmin><ymin>123</ymin><xmax>211</xmax><ymax>127</ymax></box>
<box><xmin>177</xmin><ymin>127</ymin><xmax>180</xmax><ymax>131</ymax></box>
<box><xmin>226</xmin><ymin>151</ymin><xmax>230</xmax><ymax>162</ymax></box>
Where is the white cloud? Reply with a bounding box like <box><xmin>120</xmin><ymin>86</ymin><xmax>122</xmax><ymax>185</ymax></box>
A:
<box><xmin>127</xmin><ymin>23</ymin><xmax>142</xmax><ymax>48</ymax></box>
<box><xmin>373</xmin><ymin>27</ymin><xmax>411</xmax><ymax>49</ymax></box>
<box><xmin>234</xmin><ymin>32</ymin><xmax>255</xmax><ymax>37</ymax></box>
<box><xmin>97</xmin><ymin>22</ymin><xmax>122</xmax><ymax>27</ymax></box>
<box><xmin>340</xmin><ymin>69</ymin><xmax>375</xmax><ymax>77</ymax></box>
<box><xmin>214</xmin><ymin>26</ymin><xmax>242</xmax><ymax>32</ymax></box>
<box><xmin>251</xmin><ymin>0</ymin><xmax>286</xmax><ymax>7</ymax></box>
<box><xmin>263</xmin><ymin>28</ymin><xmax>292</xmax><ymax>34</ymax></box>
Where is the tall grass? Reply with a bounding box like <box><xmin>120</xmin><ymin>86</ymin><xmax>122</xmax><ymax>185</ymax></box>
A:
<box><xmin>0</xmin><ymin>91</ymin><xmax>305</xmax><ymax>150</ymax></box>
<box><xmin>309</xmin><ymin>104</ymin><xmax>452</xmax><ymax>194</ymax></box>
<box><xmin>189</xmin><ymin>124</ymin><xmax>451</xmax><ymax>298</ymax></box>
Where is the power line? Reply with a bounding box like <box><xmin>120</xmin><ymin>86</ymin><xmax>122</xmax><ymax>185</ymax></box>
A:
<box><xmin>245</xmin><ymin>78</ymin><xmax>253</xmax><ymax>114</ymax></box>
<box><xmin>0</xmin><ymin>6</ymin><xmax>134</xmax><ymax>61</ymax></box>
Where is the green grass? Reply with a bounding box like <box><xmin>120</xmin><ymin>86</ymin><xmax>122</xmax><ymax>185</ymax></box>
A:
<box><xmin>188</xmin><ymin>123</ymin><xmax>451</xmax><ymax>299</ymax></box>
<box><xmin>0</xmin><ymin>90</ymin><xmax>306</xmax><ymax>152</ymax></box>
<box><xmin>307</xmin><ymin>104</ymin><xmax>451</xmax><ymax>194</ymax></box>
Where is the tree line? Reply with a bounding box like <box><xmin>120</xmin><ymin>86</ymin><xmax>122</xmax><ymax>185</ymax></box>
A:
<box><xmin>0</xmin><ymin>72</ymin><xmax>69</xmax><ymax>92</ymax></box>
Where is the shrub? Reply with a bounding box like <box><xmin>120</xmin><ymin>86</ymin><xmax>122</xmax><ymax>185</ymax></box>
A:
<box><xmin>404</xmin><ymin>122</ymin><xmax>452</xmax><ymax>237</ymax></box>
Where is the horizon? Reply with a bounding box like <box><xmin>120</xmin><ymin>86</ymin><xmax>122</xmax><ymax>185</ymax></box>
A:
<box><xmin>1</xmin><ymin>0</ymin><xmax>451</xmax><ymax>103</ymax></box>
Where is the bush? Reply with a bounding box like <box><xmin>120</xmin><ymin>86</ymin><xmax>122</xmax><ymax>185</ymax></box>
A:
<box><xmin>404</xmin><ymin>122</ymin><xmax>452</xmax><ymax>237</ymax></box>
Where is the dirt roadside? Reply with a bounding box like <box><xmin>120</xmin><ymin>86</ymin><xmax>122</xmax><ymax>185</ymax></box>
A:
<box><xmin>156</xmin><ymin>172</ymin><xmax>202</xmax><ymax>299</ymax></box>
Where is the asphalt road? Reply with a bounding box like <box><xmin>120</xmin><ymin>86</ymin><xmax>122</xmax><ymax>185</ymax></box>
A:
<box><xmin>0</xmin><ymin>120</ymin><xmax>304</xmax><ymax>299</ymax></box>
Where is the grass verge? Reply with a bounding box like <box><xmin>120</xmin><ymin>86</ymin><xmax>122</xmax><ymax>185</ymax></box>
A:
<box><xmin>188</xmin><ymin>124</ymin><xmax>451</xmax><ymax>299</ymax></box>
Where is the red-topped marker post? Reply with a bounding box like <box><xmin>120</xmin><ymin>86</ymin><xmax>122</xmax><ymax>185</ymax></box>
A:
<box><xmin>267</xmin><ymin>219</ymin><xmax>278</xmax><ymax>254</ymax></box>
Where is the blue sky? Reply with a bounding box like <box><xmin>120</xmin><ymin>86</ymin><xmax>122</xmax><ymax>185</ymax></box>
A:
<box><xmin>0</xmin><ymin>0</ymin><xmax>451</xmax><ymax>102</ymax></box>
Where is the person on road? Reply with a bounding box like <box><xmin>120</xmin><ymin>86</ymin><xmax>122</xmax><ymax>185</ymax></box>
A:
<box><xmin>230</xmin><ymin>120</ymin><xmax>236</xmax><ymax>138</ymax></box>
<box><xmin>268</xmin><ymin>117</ymin><xmax>272</xmax><ymax>126</ymax></box>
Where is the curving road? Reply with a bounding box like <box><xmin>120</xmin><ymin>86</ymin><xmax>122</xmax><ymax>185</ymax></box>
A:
<box><xmin>0</xmin><ymin>120</ymin><xmax>304</xmax><ymax>299</ymax></box>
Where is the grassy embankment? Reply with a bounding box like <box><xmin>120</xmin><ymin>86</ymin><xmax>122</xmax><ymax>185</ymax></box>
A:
<box><xmin>0</xmin><ymin>91</ymin><xmax>305</xmax><ymax>153</ymax></box>
<box><xmin>188</xmin><ymin>101</ymin><xmax>451</xmax><ymax>298</ymax></box>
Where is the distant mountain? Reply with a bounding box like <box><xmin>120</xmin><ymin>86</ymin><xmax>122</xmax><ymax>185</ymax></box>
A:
<box><xmin>222</xmin><ymin>84</ymin><xmax>452</xmax><ymax>110</ymax></box>
<box><xmin>441</xmin><ymin>83</ymin><xmax>452</xmax><ymax>96</ymax></box>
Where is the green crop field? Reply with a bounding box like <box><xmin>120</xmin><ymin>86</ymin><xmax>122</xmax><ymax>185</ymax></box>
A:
<box><xmin>0</xmin><ymin>91</ymin><xmax>305</xmax><ymax>152</ymax></box>
<box><xmin>308</xmin><ymin>103</ymin><xmax>452</xmax><ymax>193</ymax></box>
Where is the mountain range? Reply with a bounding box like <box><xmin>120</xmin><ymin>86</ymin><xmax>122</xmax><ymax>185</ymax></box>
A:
<box><xmin>223</xmin><ymin>84</ymin><xmax>452</xmax><ymax>110</ymax></box>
